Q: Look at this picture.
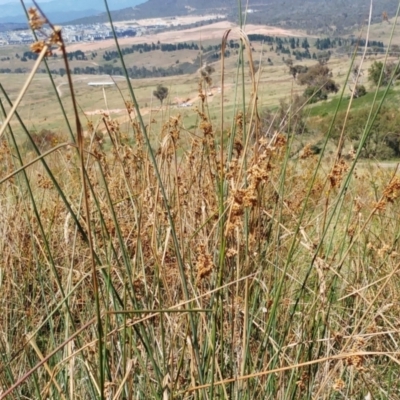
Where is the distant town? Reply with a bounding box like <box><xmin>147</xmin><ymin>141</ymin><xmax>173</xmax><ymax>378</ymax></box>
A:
<box><xmin>0</xmin><ymin>23</ymin><xmax>147</xmax><ymax>46</ymax></box>
<box><xmin>0</xmin><ymin>14</ymin><xmax>228</xmax><ymax>47</ymax></box>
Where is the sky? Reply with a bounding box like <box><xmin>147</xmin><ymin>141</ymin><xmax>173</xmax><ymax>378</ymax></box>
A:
<box><xmin>0</xmin><ymin>0</ymin><xmax>52</xmax><ymax>3</ymax></box>
<box><xmin>0</xmin><ymin>0</ymin><xmax>146</xmax><ymax>21</ymax></box>
<box><xmin>0</xmin><ymin>0</ymin><xmax>143</xmax><ymax>5</ymax></box>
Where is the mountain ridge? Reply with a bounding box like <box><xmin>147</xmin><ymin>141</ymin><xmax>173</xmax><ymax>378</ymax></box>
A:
<box><xmin>66</xmin><ymin>0</ymin><xmax>400</xmax><ymax>34</ymax></box>
<box><xmin>0</xmin><ymin>0</ymin><xmax>146</xmax><ymax>24</ymax></box>
<box><xmin>1</xmin><ymin>0</ymin><xmax>399</xmax><ymax>33</ymax></box>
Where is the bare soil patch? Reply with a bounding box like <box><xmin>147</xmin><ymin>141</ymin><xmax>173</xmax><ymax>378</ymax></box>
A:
<box><xmin>84</xmin><ymin>108</ymin><xmax>125</xmax><ymax>116</ymax></box>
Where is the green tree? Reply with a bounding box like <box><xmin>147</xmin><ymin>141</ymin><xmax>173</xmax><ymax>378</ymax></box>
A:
<box><xmin>301</xmin><ymin>38</ymin><xmax>310</xmax><ymax>49</ymax></box>
<box><xmin>297</xmin><ymin>63</ymin><xmax>339</xmax><ymax>103</ymax></box>
<box><xmin>353</xmin><ymin>84</ymin><xmax>367</xmax><ymax>98</ymax></box>
<box><xmin>286</xmin><ymin>61</ymin><xmax>308</xmax><ymax>78</ymax></box>
<box><xmin>324</xmin><ymin>106</ymin><xmax>400</xmax><ymax>159</ymax></box>
<box><xmin>368</xmin><ymin>61</ymin><xmax>385</xmax><ymax>86</ymax></box>
<box><xmin>200</xmin><ymin>64</ymin><xmax>215</xmax><ymax>85</ymax></box>
<box><xmin>368</xmin><ymin>61</ymin><xmax>400</xmax><ymax>86</ymax></box>
<box><xmin>153</xmin><ymin>84</ymin><xmax>169</xmax><ymax>105</ymax></box>
<box><xmin>317</xmin><ymin>51</ymin><xmax>331</xmax><ymax>65</ymax></box>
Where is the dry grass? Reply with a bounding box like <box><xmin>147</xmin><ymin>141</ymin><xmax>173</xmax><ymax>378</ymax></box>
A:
<box><xmin>1</xmin><ymin>4</ymin><xmax>400</xmax><ymax>400</ymax></box>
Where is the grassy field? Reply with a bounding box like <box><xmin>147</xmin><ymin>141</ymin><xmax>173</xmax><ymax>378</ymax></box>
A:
<box><xmin>362</xmin><ymin>16</ymin><xmax>400</xmax><ymax>45</ymax></box>
<box><xmin>1</xmin><ymin>6</ymin><xmax>400</xmax><ymax>400</ymax></box>
<box><xmin>308</xmin><ymin>87</ymin><xmax>400</xmax><ymax>116</ymax></box>
<box><xmin>0</xmin><ymin>24</ymin><xmax>397</xmax><ymax>138</ymax></box>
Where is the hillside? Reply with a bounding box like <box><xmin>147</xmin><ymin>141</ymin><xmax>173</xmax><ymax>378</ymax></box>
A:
<box><xmin>68</xmin><ymin>0</ymin><xmax>400</xmax><ymax>34</ymax></box>
<box><xmin>245</xmin><ymin>0</ymin><xmax>399</xmax><ymax>33</ymax></box>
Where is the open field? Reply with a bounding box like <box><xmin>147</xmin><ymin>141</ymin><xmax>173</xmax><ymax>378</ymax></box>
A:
<box><xmin>360</xmin><ymin>16</ymin><xmax>400</xmax><ymax>45</ymax></box>
<box><xmin>64</xmin><ymin>21</ymin><xmax>310</xmax><ymax>53</ymax></box>
<box><xmin>0</xmin><ymin>20</ymin><xmax>315</xmax><ymax>85</ymax></box>
<box><xmin>0</xmin><ymin>14</ymin><xmax>393</xmax><ymax>127</ymax></box>
<box><xmin>1</xmin><ymin>44</ymin><xmax>397</xmax><ymax>136</ymax></box>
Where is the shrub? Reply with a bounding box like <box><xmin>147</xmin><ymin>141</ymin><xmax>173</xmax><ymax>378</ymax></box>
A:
<box><xmin>368</xmin><ymin>60</ymin><xmax>400</xmax><ymax>86</ymax></box>
<box><xmin>304</xmin><ymin>85</ymin><xmax>328</xmax><ymax>103</ymax></box>
<box><xmin>297</xmin><ymin>63</ymin><xmax>339</xmax><ymax>103</ymax></box>
<box><xmin>354</xmin><ymin>84</ymin><xmax>367</xmax><ymax>98</ymax></box>
<box><xmin>326</xmin><ymin>106</ymin><xmax>400</xmax><ymax>159</ymax></box>
<box><xmin>261</xmin><ymin>95</ymin><xmax>308</xmax><ymax>135</ymax></box>
<box><xmin>24</xmin><ymin>129</ymin><xmax>63</xmax><ymax>152</ymax></box>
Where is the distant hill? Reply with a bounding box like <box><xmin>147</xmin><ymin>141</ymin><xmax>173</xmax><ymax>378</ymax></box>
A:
<box><xmin>2</xmin><ymin>0</ymin><xmax>399</xmax><ymax>33</ymax></box>
<box><xmin>67</xmin><ymin>0</ymin><xmax>400</xmax><ymax>34</ymax></box>
<box><xmin>244</xmin><ymin>0</ymin><xmax>400</xmax><ymax>34</ymax></box>
<box><xmin>68</xmin><ymin>0</ymin><xmax>234</xmax><ymax>25</ymax></box>
<box><xmin>0</xmin><ymin>23</ymin><xmax>26</xmax><ymax>32</ymax></box>
<box><xmin>0</xmin><ymin>0</ymin><xmax>146</xmax><ymax>25</ymax></box>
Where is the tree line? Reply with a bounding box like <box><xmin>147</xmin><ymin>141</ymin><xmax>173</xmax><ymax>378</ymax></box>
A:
<box><xmin>315</xmin><ymin>37</ymin><xmax>384</xmax><ymax>50</ymax></box>
<box><xmin>0</xmin><ymin>62</ymin><xmax>198</xmax><ymax>79</ymax></box>
<box><xmin>103</xmin><ymin>41</ymin><xmax>200</xmax><ymax>61</ymax></box>
<box><xmin>18</xmin><ymin>49</ymin><xmax>87</xmax><ymax>62</ymax></box>
<box><xmin>243</xmin><ymin>34</ymin><xmax>385</xmax><ymax>53</ymax></box>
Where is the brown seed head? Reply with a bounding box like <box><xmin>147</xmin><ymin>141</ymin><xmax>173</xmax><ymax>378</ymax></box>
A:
<box><xmin>196</xmin><ymin>245</ymin><xmax>214</xmax><ymax>283</ymax></box>
<box><xmin>49</xmin><ymin>27</ymin><xmax>63</xmax><ymax>49</ymax></box>
<box><xmin>30</xmin><ymin>40</ymin><xmax>52</xmax><ymax>56</ymax></box>
<box><xmin>383</xmin><ymin>177</ymin><xmax>400</xmax><ymax>203</ymax></box>
<box><xmin>332</xmin><ymin>378</ymin><xmax>345</xmax><ymax>391</ymax></box>
<box><xmin>300</xmin><ymin>143</ymin><xmax>313</xmax><ymax>159</ymax></box>
<box><xmin>28</xmin><ymin>7</ymin><xmax>45</xmax><ymax>30</ymax></box>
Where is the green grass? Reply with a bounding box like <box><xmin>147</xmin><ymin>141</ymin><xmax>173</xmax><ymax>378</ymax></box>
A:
<box><xmin>308</xmin><ymin>86</ymin><xmax>400</xmax><ymax>116</ymax></box>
